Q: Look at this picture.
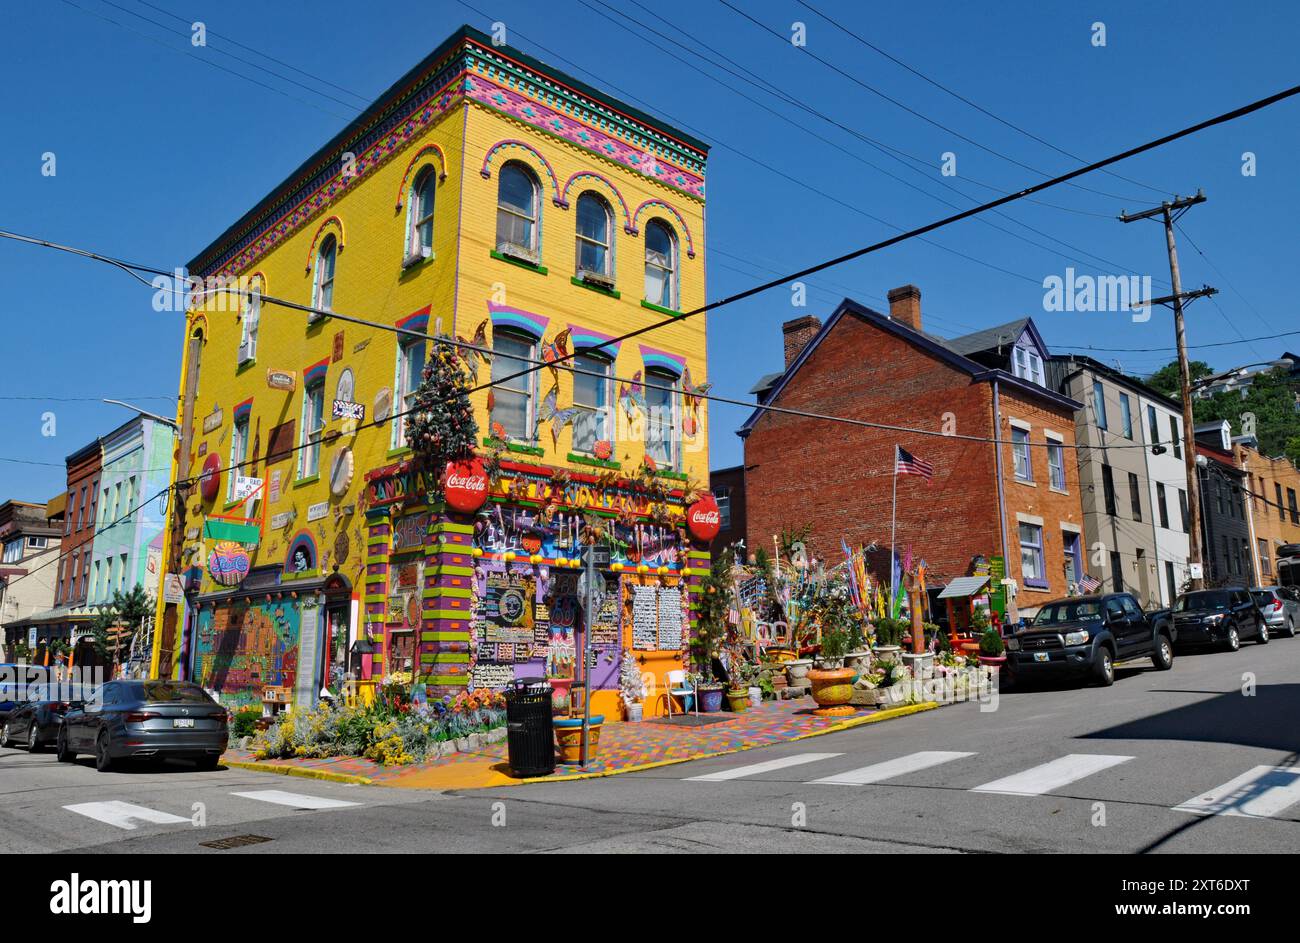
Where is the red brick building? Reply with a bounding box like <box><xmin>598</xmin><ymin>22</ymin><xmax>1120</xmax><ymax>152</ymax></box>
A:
<box><xmin>739</xmin><ymin>286</ymin><xmax>1086</xmax><ymax>619</ymax></box>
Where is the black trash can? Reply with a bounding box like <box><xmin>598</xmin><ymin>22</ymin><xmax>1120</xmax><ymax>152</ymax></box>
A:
<box><xmin>504</xmin><ymin>678</ymin><xmax>554</xmax><ymax>778</ymax></box>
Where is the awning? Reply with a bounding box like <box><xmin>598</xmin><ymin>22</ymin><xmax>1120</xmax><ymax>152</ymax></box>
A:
<box><xmin>937</xmin><ymin>576</ymin><xmax>990</xmax><ymax>599</ymax></box>
<box><xmin>203</xmin><ymin>519</ymin><xmax>261</xmax><ymax>544</ymax></box>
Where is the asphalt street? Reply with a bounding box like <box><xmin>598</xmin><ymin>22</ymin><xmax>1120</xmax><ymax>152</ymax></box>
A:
<box><xmin>2</xmin><ymin>634</ymin><xmax>1297</xmax><ymax>854</ymax></box>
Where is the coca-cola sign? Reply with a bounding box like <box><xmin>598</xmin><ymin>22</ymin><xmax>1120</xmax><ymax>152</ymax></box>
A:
<box><xmin>686</xmin><ymin>493</ymin><xmax>722</xmax><ymax>542</ymax></box>
<box><xmin>443</xmin><ymin>458</ymin><xmax>489</xmax><ymax>513</ymax></box>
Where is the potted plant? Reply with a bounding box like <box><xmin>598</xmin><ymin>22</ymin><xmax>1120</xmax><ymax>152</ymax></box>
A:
<box><xmin>808</xmin><ymin>626</ymin><xmax>856</xmax><ymax>716</ymax></box>
<box><xmin>726</xmin><ymin>659</ymin><xmax>760</xmax><ymax>712</ymax></box>
<box><xmin>977</xmin><ymin>625</ymin><xmax>1006</xmax><ymax>667</ymax></box>
<box><xmin>554</xmin><ymin>714</ymin><xmax>605</xmax><ymax>763</ymax></box>
<box><xmin>871</xmin><ymin>616</ymin><xmax>906</xmax><ymax>656</ymax></box>
<box><xmin>692</xmin><ymin>550</ymin><xmax>731</xmax><ymax>712</ymax></box>
<box><xmin>618</xmin><ymin>651</ymin><xmax>645</xmax><ymax>722</ymax></box>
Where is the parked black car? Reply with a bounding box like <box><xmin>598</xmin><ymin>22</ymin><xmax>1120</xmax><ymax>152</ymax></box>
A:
<box><xmin>1006</xmin><ymin>593</ymin><xmax>1175</xmax><ymax>686</ymax></box>
<box><xmin>1172</xmin><ymin>588</ymin><xmax>1268</xmax><ymax>651</ymax></box>
<box><xmin>0</xmin><ymin>683</ymin><xmax>95</xmax><ymax>752</ymax></box>
<box><xmin>57</xmin><ymin>680</ymin><xmax>229</xmax><ymax>772</ymax></box>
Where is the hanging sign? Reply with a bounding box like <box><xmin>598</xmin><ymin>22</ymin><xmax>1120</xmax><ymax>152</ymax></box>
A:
<box><xmin>332</xmin><ymin>400</ymin><xmax>364</xmax><ymax>421</ymax></box>
<box><xmin>686</xmin><ymin>493</ymin><xmax>721</xmax><ymax>541</ymax></box>
<box><xmin>329</xmin><ymin>447</ymin><xmax>354</xmax><ymax>496</ymax></box>
<box><xmin>163</xmin><ymin>573</ymin><xmax>185</xmax><ymax>604</ymax></box>
<box><xmin>199</xmin><ymin>453</ymin><xmax>222</xmax><ymax>502</ymax></box>
<box><xmin>267</xmin><ymin>369</ymin><xmax>296</xmax><ymax>392</ymax></box>
<box><xmin>443</xmin><ymin>458</ymin><xmax>489</xmax><ymax>513</ymax></box>
<box><xmin>202</xmin><ymin>406</ymin><xmax>223</xmax><ymax>435</ymax></box>
<box><xmin>207</xmin><ymin>540</ymin><xmax>251</xmax><ymax>587</ymax></box>
<box><xmin>307</xmin><ymin>501</ymin><xmax>330</xmax><ymax>522</ymax></box>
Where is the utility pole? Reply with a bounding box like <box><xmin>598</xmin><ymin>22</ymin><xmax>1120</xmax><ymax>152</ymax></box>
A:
<box><xmin>1122</xmin><ymin>191</ymin><xmax>1216</xmax><ymax>591</ymax></box>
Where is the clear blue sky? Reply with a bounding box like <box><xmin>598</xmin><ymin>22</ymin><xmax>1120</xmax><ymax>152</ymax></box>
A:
<box><xmin>1</xmin><ymin>0</ymin><xmax>1296</xmax><ymax>499</ymax></box>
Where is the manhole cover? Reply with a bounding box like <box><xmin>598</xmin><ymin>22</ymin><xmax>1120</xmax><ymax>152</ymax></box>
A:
<box><xmin>200</xmin><ymin>834</ymin><xmax>274</xmax><ymax>850</ymax></box>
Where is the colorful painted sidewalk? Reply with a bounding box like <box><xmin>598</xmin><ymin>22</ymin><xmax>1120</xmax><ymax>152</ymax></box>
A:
<box><xmin>222</xmin><ymin>698</ymin><xmax>937</xmax><ymax>790</ymax></box>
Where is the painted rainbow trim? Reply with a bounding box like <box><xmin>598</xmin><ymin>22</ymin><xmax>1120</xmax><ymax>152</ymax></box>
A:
<box><xmin>639</xmin><ymin>344</ymin><xmax>686</xmax><ymax>376</ymax></box>
<box><xmin>304</xmin><ymin>216</ymin><xmax>345</xmax><ymax>272</ymax></box>
<box><xmin>488</xmin><ymin>301</ymin><xmax>549</xmax><ymax>338</ymax></box>
<box><xmin>396</xmin><ymin>305</ymin><xmax>431</xmax><ymax>336</ymax></box>
<box><xmin>567</xmin><ymin>324</ymin><xmax>621</xmax><ymax>358</ymax></box>
<box><xmin>480</xmin><ymin>139</ymin><xmax>560</xmax><ymax>205</ymax></box>
<box><xmin>630</xmin><ymin>199</ymin><xmax>695</xmax><ymax>258</ymax></box>
<box><xmin>303</xmin><ymin>357</ymin><xmax>329</xmax><ymax>388</ymax></box>
<box><xmin>285</xmin><ymin>530</ymin><xmax>319</xmax><ymax>573</ymax></box>
<box><xmin>394</xmin><ymin>144</ymin><xmax>448</xmax><ymax>209</ymax></box>
<box><xmin>233</xmin><ymin>398</ymin><xmax>253</xmax><ymax>424</ymax></box>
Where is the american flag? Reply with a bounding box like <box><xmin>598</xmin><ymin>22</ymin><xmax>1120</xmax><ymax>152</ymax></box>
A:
<box><xmin>895</xmin><ymin>445</ymin><xmax>934</xmax><ymax>482</ymax></box>
<box><xmin>1079</xmin><ymin>573</ymin><xmax>1102</xmax><ymax>592</ymax></box>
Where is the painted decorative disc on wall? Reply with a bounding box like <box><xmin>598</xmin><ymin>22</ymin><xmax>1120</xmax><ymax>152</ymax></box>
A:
<box><xmin>329</xmin><ymin>447</ymin><xmax>354</xmax><ymax>496</ymax></box>
<box><xmin>199</xmin><ymin>452</ymin><xmax>222</xmax><ymax>502</ymax></box>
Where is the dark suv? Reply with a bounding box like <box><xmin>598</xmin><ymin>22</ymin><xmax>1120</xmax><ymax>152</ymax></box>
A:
<box><xmin>1173</xmin><ymin>588</ymin><xmax>1268</xmax><ymax>651</ymax></box>
<box><xmin>1007</xmin><ymin>593</ymin><xmax>1175</xmax><ymax>686</ymax></box>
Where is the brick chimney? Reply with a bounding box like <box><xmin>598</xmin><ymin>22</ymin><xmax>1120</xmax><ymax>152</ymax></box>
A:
<box><xmin>782</xmin><ymin>315</ymin><xmax>822</xmax><ymax>368</ymax></box>
<box><xmin>888</xmin><ymin>284</ymin><xmax>922</xmax><ymax>331</ymax></box>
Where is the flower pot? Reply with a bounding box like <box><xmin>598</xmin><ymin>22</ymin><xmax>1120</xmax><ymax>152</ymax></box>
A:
<box><xmin>626</xmin><ymin>702</ymin><xmax>643</xmax><ymax>722</ymax></box>
<box><xmin>726</xmin><ymin>688</ymin><xmax>749</xmax><ymax>712</ymax></box>
<box><xmin>978</xmin><ymin>654</ymin><xmax>1007</xmax><ymax>667</ymax></box>
<box><xmin>807</xmin><ymin>666</ymin><xmax>857</xmax><ymax>717</ymax></box>
<box><xmin>785</xmin><ymin>659</ymin><xmax>813</xmax><ymax>686</ymax></box>
<box><xmin>871</xmin><ymin>644</ymin><xmax>902</xmax><ymax>658</ymax></box>
<box><xmin>553</xmin><ymin>715</ymin><xmax>604</xmax><ymax>764</ymax></box>
<box><xmin>698</xmin><ymin>685</ymin><xmax>724</xmax><ymax>712</ymax></box>
<box><xmin>843</xmin><ymin>650</ymin><xmax>871</xmax><ymax>673</ymax></box>
<box><xmin>748</xmin><ymin>686</ymin><xmax>762</xmax><ymax>708</ymax></box>
<box><xmin>549</xmin><ymin>677</ymin><xmax>574</xmax><ymax>715</ymax></box>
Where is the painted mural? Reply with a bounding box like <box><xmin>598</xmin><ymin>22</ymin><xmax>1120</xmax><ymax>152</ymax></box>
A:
<box><xmin>193</xmin><ymin>599</ymin><xmax>302</xmax><ymax>709</ymax></box>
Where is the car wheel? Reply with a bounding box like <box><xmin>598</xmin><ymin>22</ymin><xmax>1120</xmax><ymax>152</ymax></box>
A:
<box><xmin>1225</xmin><ymin>627</ymin><xmax>1240</xmax><ymax>652</ymax></box>
<box><xmin>1257</xmin><ymin>622</ymin><xmax>1270</xmax><ymax>644</ymax></box>
<box><xmin>1288</xmin><ymin>617</ymin><xmax>1298</xmax><ymax>639</ymax></box>
<box><xmin>27</xmin><ymin>724</ymin><xmax>41</xmax><ymax>753</ymax></box>
<box><xmin>1151</xmin><ymin>635</ymin><xmax>1174</xmax><ymax>671</ymax></box>
<box><xmin>1094</xmin><ymin>647</ymin><xmax>1115</xmax><ymax>686</ymax></box>
<box><xmin>56</xmin><ymin>729</ymin><xmax>76</xmax><ymax>763</ymax></box>
<box><xmin>0</xmin><ymin>722</ymin><xmax>12</xmax><ymax>748</ymax></box>
<box><xmin>196</xmin><ymin>755</ymin><xmax>220</xmax><ymax>772</ymax></box>
<box><xmin>94</xmin><ymin>731</ymin><xmax>115</xmax><ymax>773</ymax></box>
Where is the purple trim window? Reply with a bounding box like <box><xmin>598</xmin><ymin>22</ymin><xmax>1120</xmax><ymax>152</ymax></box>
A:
<box><xmin>1019</xmin><ymin>522</ymin><xmax>1048</xmax><ymax>589</ymax></box>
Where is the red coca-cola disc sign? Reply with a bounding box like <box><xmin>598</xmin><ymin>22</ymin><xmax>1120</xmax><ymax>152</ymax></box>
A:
<box><xmin>443</xmin><ymin>458</ymin><xmax>489</xmax><ymax>513</ymax></box>
<box><xmin>687</xmin><ymin>493</ymin><xmax>721</xmax><ymax>541</ymax></box>
<box><xmin>199</xmin><ymin>453</ymin><xmax>221</xmax><ymax>502</ymax></box>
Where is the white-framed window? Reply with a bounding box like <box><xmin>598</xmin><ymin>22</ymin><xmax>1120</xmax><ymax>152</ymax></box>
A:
<box><xmin>570</xmin><ymin>353</ymin><xmax>612</xmax><ymax>453</ymax></box>
<box><xmin>228</xmin><ymin>414</ymin><xmax>249</xmax><ymax>501</ymax></box>
<box><xmin>313</xmin><ymin>234</ymin><xmax>337</xmax><ymax>312</ymax></box>
<box><xmin>644</xmin><ymin>367</ymin><xmax>680</xmax><ymax>469</ymax></box>
<box><xmin>407</xmin><ymin>166</ymin><xmax>437</xmax><ymax>261</ymax></box>
<box><xmin>1011</xmin><ymin>425</ymin><xmax>1032</xmax><ymax>481</ymax></box>
<box><xmin>25</xmin><ymin>536</ymin><xmax>47</xmax><ymax>551</ymax></box>
<box><xmin>112</xmin><ymin>482</ymin><xmax>122</xmax><ymax>525</ymax></box>
<box><xmin>1046</xmin><ymin>435</ymin><xmax>1065</xmax><ymax>490</ymax></box>
<box><xmin>1119</xmin><ymin>392</ymin><xmax>1133</xmax><ymax>439</ymax></box>
<box><xmin>118</xmin><ymin>553</ymin><xmax>128</xmax><ymax>592</ymax></box>
<box><xmin>1013</xmin><ymin>346</ymin><xmax>1044</xmax><ymax>386</ymax></box>
<box><xmin>102</xmin><ymin>557</ymin><xmax>111</xmax><ymax>598</ymax></box>
<box><xmin>239</xmin><ymin>280</ymin><xmax>261</xmax><ymax>363</ymax></box>
<box><xmin>2</xmin><ymin>539</ymin><xmax>22</xmax><ymax>564</ymax></box>
<box><xmin>99</xmin><ymin>486</ymin><xmax>109</xmax><ymax>527</ymax></box>
<box><xmin>496</xmin><ymin>163</ymin><xmax>539</xmax><ymax>259</ymax></box>
<box><xmin>1093</xmin><ymin>380</ymin><xmax>1108</xmax><ymax>429</ymax></box>
<box><xmin>490</xmin><ymin>331</ymin><xmax>536</xmax><ymax>441</ymax></box>
<box><xmin>644</xmin><ymin>219</ymin><xmax>678</xmax><ymax>309</ymax></box>
<box><xmin>91</xmin><ymin>559</ymin><xmax>102</xmax><ymax>601</ymax></box>
<box><xmin>1019</xmin><ymin>522</ymin><xmax>1046</xmax><ymax>587</ymax></box>
<box><xmin>575</xmin><ymin>192</ymin><xmax>612</xmax><ymax>280</ymax></box>
<box><xmin>714</xmin><ymin>487</ymin><xmax>732</xmax><ymax>529</ymax></box>
<box><xmin>392</xmin><ymin>338</ymin><xmax>427</xmax><ymax>450</ymax></box>
<box><xmin>299</xmin><ymin>379</ymin><xmax>325</xmax><ymax>479</ymax></box>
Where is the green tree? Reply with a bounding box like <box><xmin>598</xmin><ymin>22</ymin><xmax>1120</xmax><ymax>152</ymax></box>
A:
<box><xmin>89</xmin><ymin>584</ymin><xmax>152</xmax><ymax>661</ymax></box>
<box><xmin>1141</xmin><ymin>359</ymin><xmax>1213</xmax><ymax>398</ymax></box>
<box><xmin>690</xmin><ymin>546</ymin><xmax>734</xmax><ymax>682</ymax></box>
<box><xmin>1195</xmin><ymin>368</ymin><xmax>1300</xmax><ymax>460</ymax></box>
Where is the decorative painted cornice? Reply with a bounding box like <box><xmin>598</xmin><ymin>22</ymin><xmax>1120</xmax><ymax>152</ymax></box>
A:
<box><xmin>187</xmin><ymin>26</ymin><xmax>708</xmax><ymax>279</ymax></box>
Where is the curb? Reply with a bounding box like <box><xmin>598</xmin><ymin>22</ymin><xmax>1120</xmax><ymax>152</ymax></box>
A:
<box><xmin>224</xmin><ymin>758</ymin><xmax>374</xmax><ymax>786</ymax></box>
<box><xmin>503</xmin><ymin>701</ymin><xmax>940</xmax><ymax>786</ymax></box>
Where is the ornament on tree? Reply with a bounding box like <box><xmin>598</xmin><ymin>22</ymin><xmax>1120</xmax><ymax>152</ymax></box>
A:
<box><xmin>405</xmin><ymin>340</ymin><xmax>478</xmax><ymax>497</ymax></box>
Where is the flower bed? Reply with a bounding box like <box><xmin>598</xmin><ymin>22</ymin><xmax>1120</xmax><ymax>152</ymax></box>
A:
<box><xmin>252</xmin><ymin>682</ymin><xmax>507</xmax><ymax>766</ymax></box>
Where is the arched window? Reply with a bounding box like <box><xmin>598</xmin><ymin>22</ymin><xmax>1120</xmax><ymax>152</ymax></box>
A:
<box><xmin>490</xmin><ymin>330</ymin><xmax>538</xmax><ymax>442</ymax></box>
<box><xmin>644</xmin><ymin>220</ymin><xmax>677</xmax><ymax>309</ymax></box>
<box><xmin>575</xmin><ymin>192</ymin><xmax>612</xmax><ymax>280</ymax></box>
<box><xmin>313</xmin><ymin>234</ymin><xmax>337</xmax><ymax>313</ymax></box>
<box><xmin>407</xmin><ymin>167</ymin><xmax>436</xmax><ymax>259</ymax></box>
<box><xmin>644</xmin><ymin>367</ymin><xmax>680</xmax><ymax>469</ymax></box>
<box><xmin>496</xmin><ymin>163</ymin><xmax>539</xmax><ymax>259</ymax></box>
<box><xmin>571</xmin><ymin>351</ymin><xmax>612</xmax><ymax>453</ymax></box>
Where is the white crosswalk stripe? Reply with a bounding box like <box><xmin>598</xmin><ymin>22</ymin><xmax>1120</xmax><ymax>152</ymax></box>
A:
<box><xmin>971</xmin><ymin>754</ymin><xmax>1134</xmax><ymax>796</ymax></box>
<box><xmin>63</xmin><ymin>801</ymin><xmax>190</xmax><ymax>831</ymax></box>
<box><xmin>1173</xmin><ymin>766</ymin><xmax>1300</xmax><ymax>819</ymax></box>
<box><xmin>230</xmin><ymin>789</ymin><xmax>360</xmax><ymax>809</ymax></box>
<box><xmin>811</xmin><ymin>751</ymin><xmax>975</xmax><ymax>786</ymax></box>
<box><xmin>684</xmin><ymin>752</ymin><xmax>843</xmax><ymax>782</ymax></box>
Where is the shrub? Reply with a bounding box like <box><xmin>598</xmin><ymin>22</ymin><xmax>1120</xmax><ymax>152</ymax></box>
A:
<box><xmin>231</xmin><ymin>706</ymin><xmax>261</xmax><ymax>739</ymax></box>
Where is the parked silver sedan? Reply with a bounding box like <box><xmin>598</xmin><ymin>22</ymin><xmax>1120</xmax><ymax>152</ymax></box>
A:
<box><xmin>1251</xmin><ymin>586</ymin><xmax>1300</xmax><ymax>638</ymax></box>
<box><xmin>57</xmin><ymin>679</ymin><xmax>229</xmax><ymax>772</ymax></box>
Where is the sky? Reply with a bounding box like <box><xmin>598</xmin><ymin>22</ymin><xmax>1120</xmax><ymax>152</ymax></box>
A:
<box><xmin>1</xmin><ymin>0</ymin><xmax>1297</xmax><ymax>500</ymax></box>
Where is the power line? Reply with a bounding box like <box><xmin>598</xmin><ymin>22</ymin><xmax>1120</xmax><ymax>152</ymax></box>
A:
<box><xmin>792</xmin><ymin>0</ymin><xmax>1172</xmax><ymax>198</ymax></box>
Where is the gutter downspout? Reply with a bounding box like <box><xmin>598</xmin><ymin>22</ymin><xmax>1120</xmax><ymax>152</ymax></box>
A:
<box><xmin>1140</xmin><ymin>402</ymin><xmax>1163</xmax><ymax>604</ymax></box>
<box><xmin>991</xmin><ymin>379</ymin><xmax>1013</xmax><ymax>620</ymax></box>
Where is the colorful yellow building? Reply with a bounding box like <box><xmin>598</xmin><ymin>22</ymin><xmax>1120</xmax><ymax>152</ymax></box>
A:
<box><xmin>153</xmin><ymin>26</ymin><xmax>713</xmax><ymax>719</ymax></box>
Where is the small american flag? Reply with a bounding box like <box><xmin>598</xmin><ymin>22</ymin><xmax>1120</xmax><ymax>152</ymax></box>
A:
<box><xmin>1079</xmin><ymin>573</ymin><xmax>1102</xmax><ymax>593</ymax></box>
<box><xmin>895</xmin><ymin>445</ymin><xmax>934</xmax><ymax>482</ymax></box>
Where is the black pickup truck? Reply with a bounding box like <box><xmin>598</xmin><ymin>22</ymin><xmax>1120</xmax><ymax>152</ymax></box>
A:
<box><xmin>1006</xmin><ymin>593</ymin><xmax>1175</xmax><ymax>687</ymax></box>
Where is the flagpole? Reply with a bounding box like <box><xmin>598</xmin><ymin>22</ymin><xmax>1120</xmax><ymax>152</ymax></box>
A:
<box><xmin>890</xmin><ymin>445</ymin><xmax>898</xmax><ymax>620</ymax></box>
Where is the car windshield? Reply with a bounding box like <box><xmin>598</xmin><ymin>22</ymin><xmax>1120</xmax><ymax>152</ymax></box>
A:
<box><xmin>1175</xmin><ymin>591</ymin><xmax>1230</xmax><ymax>612</ymax></box>
<box><xmin>1032</xmin><ymin>600</ymin><xmax>1103</xmax><ymax>625</ymax></box>
<box><xmin>137</xmin><ymin>682</ymin><xmax>213</xmax><ymax>703</ymax></box>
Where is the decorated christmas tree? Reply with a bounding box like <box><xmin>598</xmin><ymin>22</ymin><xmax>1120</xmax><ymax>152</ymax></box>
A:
<box><xmin>405</xmin><ymin>340</ymin><xmax>479</xmax><ymax>495</ymax></box>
